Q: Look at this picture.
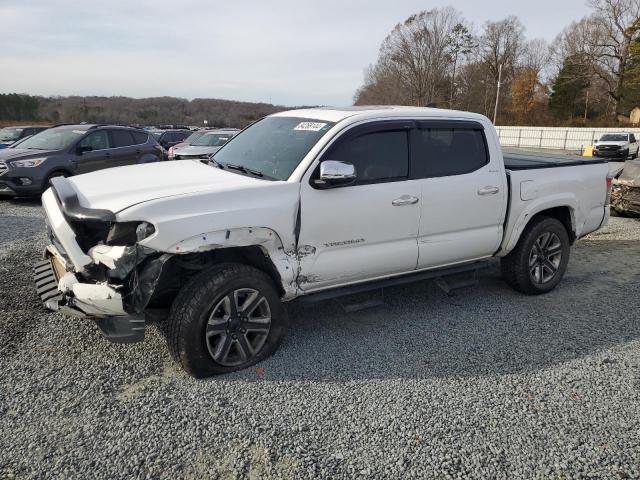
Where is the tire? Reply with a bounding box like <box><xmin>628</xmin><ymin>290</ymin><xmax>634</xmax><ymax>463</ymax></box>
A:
<box><xmin>167</xmin><ymin>263</ymin><xmax>288</xmax><ymax>377</ymax></box>
<box><xmin>632</xmin><ymin>150</ymin><xmax>638</xmax><ymax>159</ymax></box>
<box><xmin>501</xmin><ymin>216</ymin><xmax>570</xmax><ymax>295</ymax></box>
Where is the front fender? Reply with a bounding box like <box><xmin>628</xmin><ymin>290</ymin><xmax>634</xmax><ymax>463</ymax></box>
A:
<box><xmin>165</xmin><ymin>227</ymin><xmax>298</xmax><ymax>298</ymax></box>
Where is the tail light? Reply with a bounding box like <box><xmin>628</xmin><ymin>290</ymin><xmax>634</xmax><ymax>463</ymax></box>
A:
<box><xmin>605</xmin><ymin>176</ymin><xmax>612</xmax><ymax>205</ymax></box>
<box><xmin>168</xmin><ymin>146</ymin><xmax>174</xmax><ymax>159</ymax></box>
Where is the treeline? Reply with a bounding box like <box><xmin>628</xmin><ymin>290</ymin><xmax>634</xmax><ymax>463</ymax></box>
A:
<box><xmin>0</xmin><ymin>94</ymin><xmax>286</xmax><ymax>127</ymax></box>
<box><xmin>354</xmin><ymin>0</ymin><xmax>640</xmax><ymax>126</ymax></box>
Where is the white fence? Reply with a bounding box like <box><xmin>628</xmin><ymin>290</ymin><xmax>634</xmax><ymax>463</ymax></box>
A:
<box><xmin>495</xmin><ymin>126</ymin><xmax>640</xmax><ymax>152</ymax></box>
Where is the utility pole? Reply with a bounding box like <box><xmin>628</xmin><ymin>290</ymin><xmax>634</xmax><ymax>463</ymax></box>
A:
<box><xmin>493</xmin><ymin>63</ymin><xmax>502</xmax><ymax>125</ymax></box>
<box><xmin>584</xmin><ymin>90</ymin><xmax>589</xmax><ymax>123</ymax></box>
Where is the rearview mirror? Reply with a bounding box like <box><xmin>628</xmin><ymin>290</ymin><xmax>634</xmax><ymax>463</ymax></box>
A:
<box><xmin>314</xmin><ymin>160</ymin><xmax>356</xmax><ymax>188</ymax></box>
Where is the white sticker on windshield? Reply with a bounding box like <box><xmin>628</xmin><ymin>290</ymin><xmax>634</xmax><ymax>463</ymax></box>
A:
<box><xmin>294</xmin><ymin>122</ymin><xmax>327</xmax><ymax>132</ymax></box>
<box><xmin>72</xmin><ymin>130</ymin><xmax>87</xmax><ymax>135</ymax></box>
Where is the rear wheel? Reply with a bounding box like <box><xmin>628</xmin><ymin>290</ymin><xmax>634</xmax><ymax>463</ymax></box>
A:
<box><xmin>167</xmin><ymin>263</ymin><xmax>288</xmax><ymax>377</ymax></box>
<box><xmin>501</xmin><ymin>216</ymin><xmax>570</xmax><ymax>294</ymax></box>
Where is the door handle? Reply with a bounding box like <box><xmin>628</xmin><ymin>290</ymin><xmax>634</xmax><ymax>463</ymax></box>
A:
<box><xmin>392</xmin><ymin>195</ymin><xmax>419</xmax><ymax>206</ymax></box>
<box><xmin>477</xmin><ymin>186</ymin><xmax>499</xmax><ymax>195</ymax></box>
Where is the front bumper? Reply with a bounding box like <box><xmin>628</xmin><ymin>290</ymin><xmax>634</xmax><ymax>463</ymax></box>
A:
<box><xmin>37</xmin><ymin>185</ymin><xmax>148</xmax><ymax>343</ymax></box>
<box><xmin>34</xmin><ymin>247</ymin><xmax>145</xmax><ymax>343</ymax></box>
<box><xmin>0</xmin><ymin>175</ymin><xmax>46</xmax><ymax>196</ymax></box>
<box><xmin>593</xmin><ymin>149</ymin><xmax>627</xmax><ymax>158</ymax></box>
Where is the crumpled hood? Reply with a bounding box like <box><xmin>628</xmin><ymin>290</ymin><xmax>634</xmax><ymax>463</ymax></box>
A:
<box><xmin>67</xmin><ymin>160</ymin><xmax>268</xmax><ymax>213</ymax></box>
<box><xmin>0</xmin><ymin>148</ymin><xmax>58</xmax><ymax>161</ymax></box>
<box><xmin>173</xmin><ymin>145</ymin><xmax>222</xmax><ymax>156</ymax></box>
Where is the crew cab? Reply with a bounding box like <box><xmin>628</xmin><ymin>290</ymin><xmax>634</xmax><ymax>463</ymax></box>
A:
<box><xmin>35</xmin><ymin>107</ymin><xmax>610</xmax><ymax>377</ymax></box>
<box><xmin>593</xmin><ymin>132</ymin><xmax>639</xmax><ymax>159</ymax></box>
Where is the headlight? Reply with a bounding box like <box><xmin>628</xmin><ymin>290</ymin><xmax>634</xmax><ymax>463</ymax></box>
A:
<box><xmin>168</xmin><ymin>147</ymin><xmax>174</xmax><ymax>158</ymax></box>
<box><xmin>12</xmin><ymin>158</ymin><xmax>46</xmax><ymax>168</ymax></box>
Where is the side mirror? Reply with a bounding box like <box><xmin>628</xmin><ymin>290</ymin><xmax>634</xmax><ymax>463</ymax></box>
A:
<box><xmin>314</xmin><ymin>160</ymin><xmax>356</xmax><ymax>188</ymax></box>
<box><xmin>76</xmin><ymin>145</ymin><xmax>92</xmax><ymax>155</ymax></box>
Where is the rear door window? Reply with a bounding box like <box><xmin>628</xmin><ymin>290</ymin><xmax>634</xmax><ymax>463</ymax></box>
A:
<box><xmin>412</xmin><ymin>128</ymin><xmax>488</xmax><ymax>178</ymax></box>
<box><xmin>111</xmin><ymin>130</ymin><xmax>135</xmax><ymax>148</ymax></box>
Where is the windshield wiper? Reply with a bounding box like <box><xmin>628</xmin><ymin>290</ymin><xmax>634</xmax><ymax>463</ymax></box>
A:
<box><xmin>224</xmin><ymin>163</ymin><xmax>264</xmax><ymax>177</ymax></box>
<box><xmin>202</xmin><ymin>156</ymin><xmax>225</xmax><ymax>169</ymax></box>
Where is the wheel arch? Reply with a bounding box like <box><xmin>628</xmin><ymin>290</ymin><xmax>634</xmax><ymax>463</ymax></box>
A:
<box><xmin>501</xmin><ymin>200</ymin><xmax>577</xmax><ymax>256</ymax></box>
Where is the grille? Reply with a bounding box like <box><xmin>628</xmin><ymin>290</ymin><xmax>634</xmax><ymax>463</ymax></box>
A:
<box><xmin>599</xmin><ymin>145</ymin><xmax>619</xmax><ymax>151</ymax></box>
<box><xmin>0</xmin><ymin>161</ymin><xmax>7</xmax><ymax>176</ymax></box>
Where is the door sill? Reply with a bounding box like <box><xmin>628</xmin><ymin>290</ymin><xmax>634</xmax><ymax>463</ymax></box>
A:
<box><xmin>294</xmin><ymin>260</ymin><xmax>489</xmax><ymax>304</ymax></box>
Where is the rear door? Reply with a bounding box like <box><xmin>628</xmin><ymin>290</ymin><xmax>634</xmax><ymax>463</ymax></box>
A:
<box><xmin>412</xmin><ymin>121</ymin><xmax>506</xmax><ymax>269</ymax></box>
<box><xmin>298</xmin><ymin>121</ymin><xmax>421</xmax><ymax>291</ymax></box>
<box><xmin>74</xmin><ymin>130</ymin><xmax>113</xmax><ymax>174</ymax></box>
<box><xmin>108</xmin><ymin>129</ymin><xmax>139</xmax><ymax>166</ymax></box>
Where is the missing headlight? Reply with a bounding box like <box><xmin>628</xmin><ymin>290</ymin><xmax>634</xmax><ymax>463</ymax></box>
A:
<box><xmin>106</xmin><ymin>222</ymin><xmax>155</xmax><ymax>246</ymax></box>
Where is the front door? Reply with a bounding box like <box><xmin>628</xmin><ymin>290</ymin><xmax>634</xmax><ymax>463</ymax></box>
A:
<box><xmin>298</xmin><ymin>123</ymin><xmax>421</xmax><ymax>291</ymax></box>
<box><xmin>412</xmin><ymin>123</ymin><xmax>506</xmax><ymax>268</ymax></box>
<box><xmin>74</xmin><ymin>130</ymin><xmax>112</xmax><ymax>174</ymax></box>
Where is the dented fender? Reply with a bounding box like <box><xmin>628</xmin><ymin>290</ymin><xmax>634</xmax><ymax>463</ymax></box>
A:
<box><xmin>165</xmin><ymin>227</ymin><xmax>300</xmax><ymax>298</ymax></box>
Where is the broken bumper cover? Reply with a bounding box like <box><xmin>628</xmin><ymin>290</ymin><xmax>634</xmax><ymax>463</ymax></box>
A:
<box><xmin>34</xmin><ymin>252</ymin><xmax>145</xmax><ymax>343</ymax></box>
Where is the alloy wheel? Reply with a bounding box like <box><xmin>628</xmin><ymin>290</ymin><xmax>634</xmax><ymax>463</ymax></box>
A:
<box><xmin>205</xmin><ymin>288</ymin><xmax>271</xmax><ymax>366</ymax></box>
<box><xmin>529</xmin><ymin>232</ymin><xmax>563</xmax><ymax>284</ymax></box>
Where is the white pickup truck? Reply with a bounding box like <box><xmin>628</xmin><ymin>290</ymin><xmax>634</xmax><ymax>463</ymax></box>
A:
<box><xmin>35</xmin><ymin>107</ymin><xmax>611</xmax><ymax>377</ymax></box>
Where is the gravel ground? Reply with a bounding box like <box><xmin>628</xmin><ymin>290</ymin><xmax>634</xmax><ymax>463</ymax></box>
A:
<box><xmin>1</xmin><ymin>198</ymin><xmax>640</xmax><ymax>479</ymax></box>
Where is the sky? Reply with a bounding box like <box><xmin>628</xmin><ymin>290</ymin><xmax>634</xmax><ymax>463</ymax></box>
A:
<box><xmin>0</xmin><ymin>0</ymin><xmax>591</xmax><ymax>106</ymax></box>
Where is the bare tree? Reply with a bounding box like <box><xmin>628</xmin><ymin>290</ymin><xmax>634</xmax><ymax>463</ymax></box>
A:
<box><xmin>478</xmin><ymin>17</ymin><xmax>526</xmax><ymax>122</ymax></box>
<box><xmin>585</xmin><ymin>0</ymin><xmax>640</xmax><ymax>116</ymax></box>
<box><xmin>374</xmin><ymin>7</ymin><xmax>465</xmax><ymax>106</ymax></box>
<box><xmin>446</xmin><ymin>23</ymin><xmax>476</xmax><ymax>107</ymax></box>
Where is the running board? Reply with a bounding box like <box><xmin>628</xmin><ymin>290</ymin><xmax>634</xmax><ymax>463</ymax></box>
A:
<box><xmin>296</xmin><ymin>260</ymin><xmax>489</xmax><ymax>304</ymax></box>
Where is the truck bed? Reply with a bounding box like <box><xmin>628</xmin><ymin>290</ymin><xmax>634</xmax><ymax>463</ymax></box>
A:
<box><xmin>503</xmin><ymin>149</ymin><xmax>606</xmax><ymax>170</ymax></box>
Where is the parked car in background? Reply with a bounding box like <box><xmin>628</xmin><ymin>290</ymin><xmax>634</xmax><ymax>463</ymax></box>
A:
<box><xmin>152</xmin><ymin>129</ymin><xmax>191</xmax><ymax>151</ymax></box>
<box><xmin>593</xmin><ymin>132</ymin><xmax>639</xmax><ymax>159</ymax></box>
<box><xmin>35</xmin><ymin>107</ymin><xmax>610</xmax><ymax>376</ymax></box>
<box><xmin>169</xmin><ymin>128</ymin><xmax>240</xmax><ymax>160</ymax></box>
<box><xmin>0</xmin><ymin>124</ymin><xmax>163</xmax><ymax>196</ymax></box>
<box><xmin>0</xmin><ymin>126</ymin><xmax>48</xmax><ymax>149</ymax></box>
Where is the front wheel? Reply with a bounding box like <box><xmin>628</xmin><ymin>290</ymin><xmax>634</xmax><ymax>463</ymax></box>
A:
<box><xmin>501</xmin><ymin>216</ymin><xmax>570</xmax><ymax>295</ymax></box>
<box><xmin>167</xmin><ymin>263</ymin><xmax>288</xmax><ymax>377</ymax></box>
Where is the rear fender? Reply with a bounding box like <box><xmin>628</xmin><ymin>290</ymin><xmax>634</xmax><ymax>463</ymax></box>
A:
<box><xmin>501</xmin><ymin>195</ymin><xmax>578</xmax><ymax>255</ymax></box>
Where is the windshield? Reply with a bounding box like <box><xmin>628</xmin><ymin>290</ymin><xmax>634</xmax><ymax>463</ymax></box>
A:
<box><xmin>600</xmin><ymin>134</ymin><xmax>628</xmax><ymax>142</ymax></box>
<box><xmin>0</xmin><ymin>127</ymin><xmax>23</xmax><ymax>142</ymax></box>
<box><xmin>213</xmin><ymin>117</ymin><xmax>335</xmax><ymax>180</ymax></box>
<box><xmin>192</xmin><ymin>133</ymin><xmax>233</xmax><ymax>147</ymax></box>
<box><xmin>18</xmin><ymin>127</ymin><xmax>88</xmax><ymax>150</ymax></box>
<box><xmin>185</xmin><ymin>131</ymin><xmax>205</xmax><ymax>144</ymax></box>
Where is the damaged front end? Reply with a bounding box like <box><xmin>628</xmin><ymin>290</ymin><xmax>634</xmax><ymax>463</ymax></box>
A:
<box><xmin>611</xmin><ymin>160</ymin><xmax>640</xmax><ymax>217</ymax></box>
<box><xmin>36</xmin><ymin>179</ymin><xmax>161</xmax><ymax>343</ymax></box>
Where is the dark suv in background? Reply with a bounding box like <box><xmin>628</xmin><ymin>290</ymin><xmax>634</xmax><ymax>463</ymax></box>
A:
<box><xmin>151</xmin><ymin>129</ymin><xmax>191</xmax><ymax>150</ymax></box>
<box><xmin>0</xmin><ymin>126</ymin><xmax>49</xmax><ymax>149</ymax></box>
<box><xmin>0</xmin><ymin>124</ymin><xmax>164</xmax><ymax>197</ymax></box>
